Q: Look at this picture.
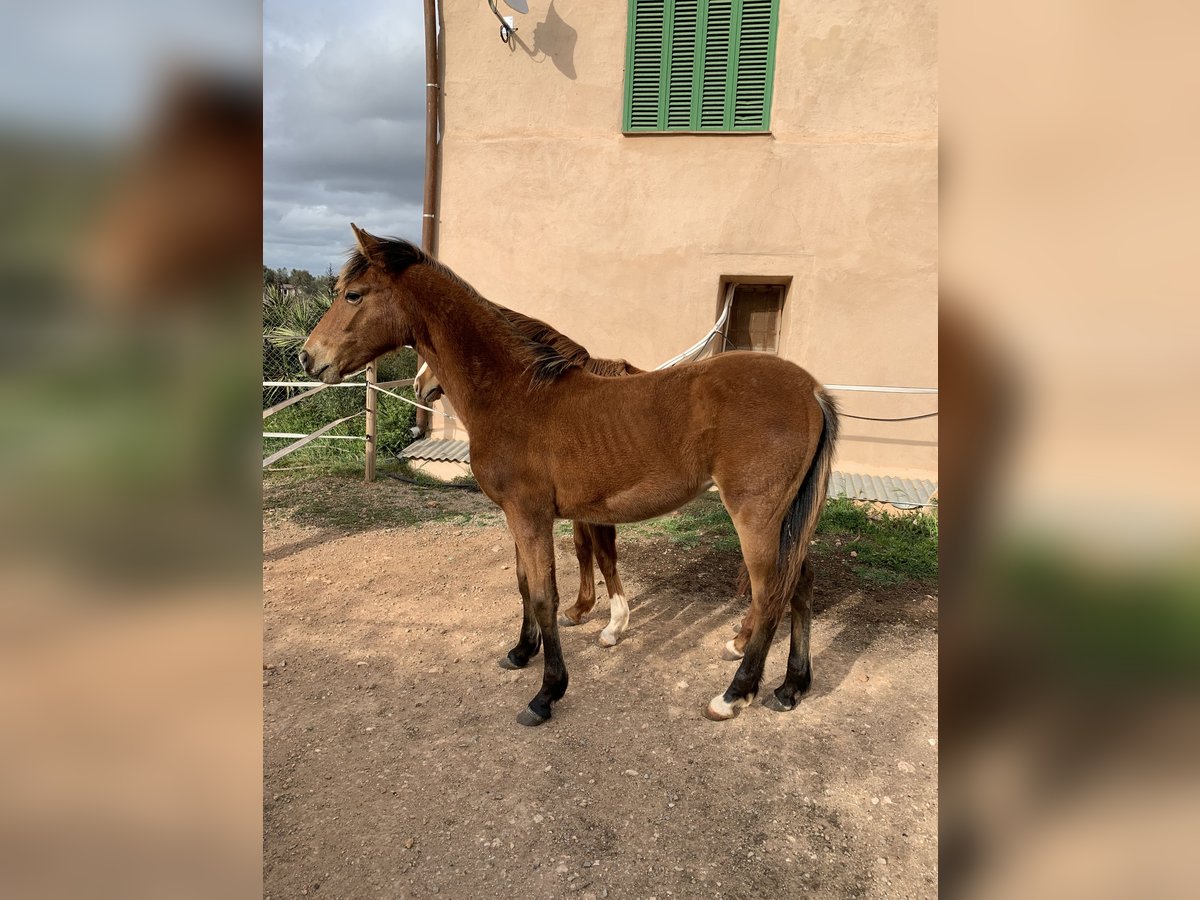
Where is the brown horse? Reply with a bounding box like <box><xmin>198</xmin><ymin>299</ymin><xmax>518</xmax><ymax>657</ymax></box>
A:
<box><xmin>414</xmin><ymin>318</ymin><xmax>760</xmax><ymax>659</ymax></box>
<box><xmin>415</xmin><ymin>346</ymin><xmax>641</xmax><ymax>647</ymax></box>
<box><xmin>302</xmin><ymin>226</ymin><xmax>838</xmax><ymax>726</ymax></box>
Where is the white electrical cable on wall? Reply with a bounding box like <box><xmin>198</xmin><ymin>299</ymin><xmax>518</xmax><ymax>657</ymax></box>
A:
<box><xmin>654</xmin><ymin>285</ymin><xmax>735</xmax><ymax>370</ymax></box>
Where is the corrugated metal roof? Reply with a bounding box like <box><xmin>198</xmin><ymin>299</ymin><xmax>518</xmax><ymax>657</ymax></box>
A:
<box><xmin>400</xmin><ymin>438</ymin><xmax>472</xmax><ymax>463</ymax></box>
<box><xmin>400</xmin><ymin>439</ymin><xmax>936</xmax><ymax>509</ymax></box>
<box><xmin>829</xmin><ymin>471</ymin><xmax>937</xmax><ymax>509</ymax></box>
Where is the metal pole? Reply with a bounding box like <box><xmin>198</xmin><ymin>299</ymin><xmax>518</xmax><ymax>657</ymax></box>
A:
<box><xmin>413</xmin><ymin>0</ymin><xmax>440</xmax><ymax>439</ymax></box>
<box><xmin>367</xmin><ymin>0</ymin><xmax>438</xmax><ymax>472</ymax></box>
<box><xmin>364</xmin><ymin>360</ymin><xmax>378</xmax><ymax>482</ymax></box>
<box><xmin>422</xmin><ymin>0</ymin><xmax>440</xmax><ymax>255</ymax></box>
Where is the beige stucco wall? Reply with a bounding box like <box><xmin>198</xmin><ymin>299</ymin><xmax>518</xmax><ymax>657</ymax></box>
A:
<box><xmin>432</xmin><ymin>0</ymin><xmax>938</xmax><ymax>479</ymax></box>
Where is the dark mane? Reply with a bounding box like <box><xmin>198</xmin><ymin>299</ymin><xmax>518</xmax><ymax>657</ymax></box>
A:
<box><xmin>341</xmin><ymin>235</ymin><xmax>642</xmax><ymax>383</ymax></box>
<box><xmin>586</xmin><ymin>356</ymin><xmax>642</xmax><ymax>377</ymax></box>
<box><xmin>338</xmin><ymin>238</ymin><xmax>429</xmax><ymax>291</ymax></box>
<box><xmin>499</xmin><ymin>307</ymin><xmax>643</xmax><ymax>378</ymax></box>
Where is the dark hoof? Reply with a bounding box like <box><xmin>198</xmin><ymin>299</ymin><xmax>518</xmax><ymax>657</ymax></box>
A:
<box><xmin>516</xmin><ymin>706</ymin><xmax>549</xmax><ymax>727</ymax></box>
<box><xmin>720</xmin><ymin>639</ymin><xmax>745</xmax><ymax>661</ymax></box>
<box><xmin>766</xmin><ymin>676</ymin><xmax>811</xmax><ymax>711</ymax></box>
<box><xmin>498</xmin><ymin>651</ymin><xmax>528</xmax><ymax>670</ymax></box>
<box><xmin>763</xmin><ymin>691</ymin><xmax>797</xmax><ymax>712</ymax></box>
<box><xmin>558</xmin><ymin>611</ymin><xmax>586</xmax><ymax>627</ymax></box>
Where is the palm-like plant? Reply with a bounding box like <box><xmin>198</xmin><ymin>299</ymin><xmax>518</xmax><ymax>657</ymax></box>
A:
<box><xmin>262</xmin><ymin>286</ymin><xmax>333</xmax><ymax>379</ymax></box>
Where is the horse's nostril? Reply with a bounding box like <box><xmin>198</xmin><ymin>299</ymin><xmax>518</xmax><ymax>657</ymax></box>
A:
<box><xmin>298</xmin><ymin>350</ymin><xmax>310</xmax><ymax>371</ymax></box>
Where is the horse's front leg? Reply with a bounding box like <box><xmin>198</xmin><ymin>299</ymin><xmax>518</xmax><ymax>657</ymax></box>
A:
<box><xmin>498</xmin><ymin>540</ymin><xmax>541</xmax><ymax>670</ymax></box>
<box><xmin>592</xmin><ymin>524</ymin><xmax>630</xmax><ymax>648</ymax></box>
<box><xmin>505</xmin><ymin>509</ymin><xmax>568</xmax><ymax>727</ymax></box>
<box><xmin>559</xmin><ymin>521</ymin><xmax>597</xmax><ymax>626</ymax></box>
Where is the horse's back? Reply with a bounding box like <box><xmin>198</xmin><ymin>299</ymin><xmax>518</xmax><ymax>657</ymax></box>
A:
<box><xmin>691</xmin><ymin>349</ymin><xmax>820</xmax><ymax>387</ymax></box>
<box><xmin>558</xmin><ymin>351</ymin><xmax>822</xmax><ymax>439</ymax></box>
<box><xmin>684</xmin><ymin>352</ymin><xmax>827</xmax><ymax>483</ymax></box>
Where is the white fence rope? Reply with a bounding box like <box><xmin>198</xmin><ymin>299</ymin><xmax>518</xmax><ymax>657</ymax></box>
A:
<box><xmin>264</xmin><ymin>433</ymin><xmax>366</xmax><ymax>440</ymax></box>
<box><xmin>368</xmin><ymin>382</ymin><xmax>452</xmax><ymax>418</ymax></box>
<box><xmin>824</xmin><ymin>384</ymin><xmax>938</xmax><ymax>394</ymax></box>
<box><xmin>263</xmin><ymin>303</ymin><xmax>939</xmax><ymax>468</ymax></box>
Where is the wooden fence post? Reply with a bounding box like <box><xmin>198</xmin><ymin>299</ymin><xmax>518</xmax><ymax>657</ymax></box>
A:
<box><xmin>364</xmin><ymin>360</ymin><xmax>378</xmax><ymax>482</ymax></box>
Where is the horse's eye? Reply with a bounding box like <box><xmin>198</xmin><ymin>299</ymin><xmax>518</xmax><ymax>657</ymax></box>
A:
<box><xmin>345</xmin><ymin>291</ymin><xmax>362</xmax><ymax>304</ymax></box>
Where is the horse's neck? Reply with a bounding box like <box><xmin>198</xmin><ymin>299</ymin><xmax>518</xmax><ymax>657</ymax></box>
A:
<box><xmin>409</xmin><ymin>267</ymin><xmax>526</xmax><ymax>427</ymax></box>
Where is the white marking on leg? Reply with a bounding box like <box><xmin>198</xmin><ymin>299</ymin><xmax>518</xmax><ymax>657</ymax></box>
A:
<box><xmin>598</xmin><ymin>593</ymin><xmax>629</xmax><ymax>647</ymax></box>
<box><xmin>706</xmin><ymin>691</ymin><xmax>756</xmax><ymax>720</ymax></box>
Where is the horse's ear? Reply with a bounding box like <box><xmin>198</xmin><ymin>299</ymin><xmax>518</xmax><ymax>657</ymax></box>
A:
<box><xmin>350</xmin><ymin>223</ymin><xmax>384</xmax><ymax>264</ymax></box>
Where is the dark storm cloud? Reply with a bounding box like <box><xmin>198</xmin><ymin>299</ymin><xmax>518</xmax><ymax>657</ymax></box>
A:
<box><xmin>264</xmin><ymin>0</ymin><xmax>427</xmax><ymax>274</ymax></box>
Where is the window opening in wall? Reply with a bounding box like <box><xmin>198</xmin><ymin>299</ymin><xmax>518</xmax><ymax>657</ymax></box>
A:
<box><xmin>724</xmin><ymin>282</ymin><xmax>785</xmax><ymax>353</ymax></box>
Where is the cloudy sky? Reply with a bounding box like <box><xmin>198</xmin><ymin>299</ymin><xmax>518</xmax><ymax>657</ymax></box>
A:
<box><xmin>264</xmin><ymin>0</ymin><xmax>427</xmax><ymax>275</ymax></box>
<box><xmin>1</xmin><ymin>0</ymin><xmax>257</xmax><ymax>138</ymax></box>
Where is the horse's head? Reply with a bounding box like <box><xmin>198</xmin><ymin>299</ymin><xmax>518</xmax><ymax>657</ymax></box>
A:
<box><xmin>300</xmin><ymin>224</ymin><xmax>421</xmax><ymax>383</ymax></box>
<box><xmin>413</xmin><ymin>359</ymin><xmax>443</xmax><ymax>404</ymax></box>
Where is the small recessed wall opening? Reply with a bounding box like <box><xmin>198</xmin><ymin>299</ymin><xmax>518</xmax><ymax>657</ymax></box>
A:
<box><xmin>717</xmin><ymin>277</ymin><xmax>792</xmax><ymax>355</ymax></box>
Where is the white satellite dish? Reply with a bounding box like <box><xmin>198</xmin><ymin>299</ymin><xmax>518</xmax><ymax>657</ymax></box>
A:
<box><xmin>504</xmin><ymin>0</ymin><xmax>529</xmax><ymax>12</ymax></box>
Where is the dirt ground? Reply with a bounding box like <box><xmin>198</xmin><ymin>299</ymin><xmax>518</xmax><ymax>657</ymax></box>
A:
<box><xmin>264</xmin><ymin>480</ymin><xmax>937</xmax><ymax>899</ymax></box>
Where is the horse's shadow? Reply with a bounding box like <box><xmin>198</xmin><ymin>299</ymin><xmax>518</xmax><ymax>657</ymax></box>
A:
<box><xmin>264</xmin><ymin>528</ymin><xmax>344</xmax><ymax>564</ymax></box>
<box><xmin>571</xmin><ymin>540</ymin><xmax>892</xmax><ymax>702</ymax></box>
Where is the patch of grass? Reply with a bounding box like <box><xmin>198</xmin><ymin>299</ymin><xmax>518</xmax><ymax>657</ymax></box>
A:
<box><xmin>265</xmin><ymin>475</ymin><xmax>422</xmax><ymax>530</ymax></box>
<box><xmin>621</xmin><ymin>494</ymin><xmax>741</xmax><ymax>552</ymax></box>
<box><xmin>618</xmin><ymin>494</ymin><xmax>937</xmax><ymax>584</ymax></box>
<box><xmin>552</xmin><ymin>496</ymin><xmax>738</xmax><ymax>549</ymax></box>
<box><xmin>263</xmin><ymin>470</ymin><xmax>499</xmax><ymax>533</ymax></box>
<box><xmin>813</xmin><ymin>498</ymin><xmax>938</xmax><ymax>582</ymax></box>
<box><xmin>265</xmin><ymin>469</ymin><xmax>938</xmax><ymax>587</ymax></box>
<box><xmin>377</xmin><ymin>459</ymin><xmax>454</xmax><ymax>488</ymax></box>
<box><xmin>375</xmin><ymin>460</ymin><xmax>482</xmax><ymax>492</ymax></box>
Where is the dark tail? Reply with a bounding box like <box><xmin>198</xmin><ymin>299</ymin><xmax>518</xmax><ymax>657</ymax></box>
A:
<box><xmin>763</xmin><ymin>388</ymin><xmax>840</xmax><ymax>612</ymax></box>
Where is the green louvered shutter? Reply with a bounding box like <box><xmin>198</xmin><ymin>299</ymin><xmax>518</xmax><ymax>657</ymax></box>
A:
<box><xmin>625</xmin><ymin>0</ymin><xmax>666</xmax><ymax>130</ymax></box>
<box><xmin>698</xmin><ymin>0</ymin><xmax>734</xmax><ymax>129</ymax></box>
<box><xmin>732</xmin><ymin>0</ymin><xmax>775</xmax><ymax>130</ymax></box>
<box><xmin>665</xmin><ymin>1</ymin><xmax>700</xmax><ymax>128</ymax></box>
<box><xmin>623</xmin><ymin>0</ymin><xmax>778</xmax><ymax>133</ymax></box>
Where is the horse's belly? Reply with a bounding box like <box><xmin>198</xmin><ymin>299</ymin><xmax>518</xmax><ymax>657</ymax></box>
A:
<box><xmin>558</xmin><ymin>477</ymin><xmax>709</xmax><ymax>525</ymax></box>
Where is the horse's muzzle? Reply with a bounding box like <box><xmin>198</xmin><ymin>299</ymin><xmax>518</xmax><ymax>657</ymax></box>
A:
<box><xmin>299</xmin><ymin>349</ymin><xmax>339</xmax><ymax>383</ymax></box>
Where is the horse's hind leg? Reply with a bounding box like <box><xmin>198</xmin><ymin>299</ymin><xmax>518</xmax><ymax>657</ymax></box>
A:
<box><xmin>559</xmin><ymin>522</ymin><xmax>597</xmax><ymax>627</ymax></box>
<box><xmin>593</xmin><ymin>525</ymin><xmax>630</xmax><ymax>648</ymax></box>
<box><xmin>499</xmin><ymin>540</ymin><xmax>542</xmax><ymax>670</ymax></box>
<box><xmin>705</xmin><ymin>525</ymin><xmax>787</xmax><ymax>721</ymax></box>
<box><xmin>765</xmin><ymin>559</ymin><xmax>815</xmax><ymax>711</ymax></box>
